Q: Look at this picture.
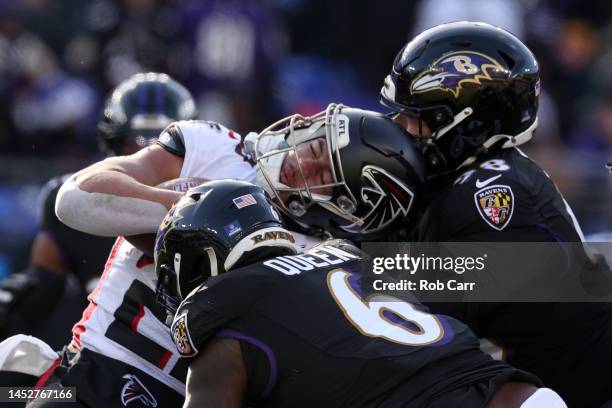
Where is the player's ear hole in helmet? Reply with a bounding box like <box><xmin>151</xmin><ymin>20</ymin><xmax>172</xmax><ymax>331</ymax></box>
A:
<box><xmin>154</xmin><ymin>179</ymin><xmax>297</xmax><ymax>320</ymax></box>
<box><xmin>254</xmin><ymin>103</ymin><xmax>425</xmax><ymax>241</ymax></box>
<box><xmin>380</xmin><ymin>21</ymin><xmax>540</xmax><ymax>177</ymax></box>
<box><xmin>97</xmin><ymin>72</ymin><xmax>196</xmax><ymax>156</ymax></box>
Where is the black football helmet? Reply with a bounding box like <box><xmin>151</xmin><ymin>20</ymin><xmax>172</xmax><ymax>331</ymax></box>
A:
<box><xmin>255</xmin><ymin>103</ymin><xmax>425</xmax><ymax>240</ymax></box>
<box><xmin>98</xmin><ymin>72</ymin><xmax>196</xmax><ymax>156</ymax></box>
<box><xmin>380</xmin><ymin>21</ymin><xmax>540</xmax><ymax>176</ymax></box>
<box><xmin>154</xmin><ymin>179</ymin><xmax>297</xmax><ymax>316</ymax></box>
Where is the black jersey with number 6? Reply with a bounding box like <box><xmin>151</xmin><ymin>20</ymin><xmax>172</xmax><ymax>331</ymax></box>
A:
<box><xmin>173</xmin><ymin>240</ymin><xmax>539</xmax><ymax>407</ymax></box>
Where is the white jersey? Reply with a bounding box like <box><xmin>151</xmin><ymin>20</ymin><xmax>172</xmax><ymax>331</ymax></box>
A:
<box><xmin>71</xmin><ymin>120</ymin><xmax>321</xmax><ymax>394</ymax></box>
<box><xmin>174</xmin><ymin>120</ymin><xmax>257</xmax><ymax>183</ymax></box>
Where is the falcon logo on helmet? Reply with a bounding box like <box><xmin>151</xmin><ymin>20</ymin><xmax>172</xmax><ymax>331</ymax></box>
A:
<box><xmin>341</xmin><ymin>166</ymin><xmax>414</xmax><ymax>234</ymax></box>
<box><xmin>254</xmin><ymin>104</ymin><xmax>424</xmax><ymax>239</ymax></box>
<box><xmin>410</xmin><ymin>51</ymin><xmax>507</xmax><ymax>98</ymax></box>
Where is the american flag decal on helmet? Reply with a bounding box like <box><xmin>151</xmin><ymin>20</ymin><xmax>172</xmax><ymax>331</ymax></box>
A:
<box><xmin>233</xmin><ymin>194</ymin><xmax>257</xmax><ymax>209</ymax></box>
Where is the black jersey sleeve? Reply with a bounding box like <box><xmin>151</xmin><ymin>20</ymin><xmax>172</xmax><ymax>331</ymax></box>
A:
<box><xmin>156</xmin><ymin>123</ymin><xmax>186</xmax><ymax>157</ymax></box>
<box><xmin>171</xmin><ymin>269</ymin><xmax>275</xmax><ymax>357</ymax></box>
<box><xmin>239</xmin><ymin>339</ymin><xmax>272</xmax><ymax>400</ymax></box>
<box><xmin>40</xmin><ymin>174</ymin><xmax>71</xmax><ymax>234</ymax></box>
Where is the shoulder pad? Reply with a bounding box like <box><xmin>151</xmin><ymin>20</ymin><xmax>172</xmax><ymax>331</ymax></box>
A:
<box><xmin>172</xmin><ymin>271</ymin><xmax>266</xmax><ymax>357</ymax></box>
<box><xmin>311</xmin><ymin>239</ymin><xmax>362</xmax><ymax>257</ymax></box>
<box><xmin>451</xmin><ymin>156</ymin><xmax>514</xmax><ymax>189</ymax></box>
<box><xmin>157</xmin><ymin>123</ymin><xmax>185</xmax><ymax>157</ymax></box>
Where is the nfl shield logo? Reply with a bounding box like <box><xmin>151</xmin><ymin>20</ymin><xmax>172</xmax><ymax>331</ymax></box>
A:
<box><xmin>474</xmin><ymin>184</ymin><xmax>514</xmax><ymax>231</ymax></box>
<box><xmin>223</xmin><ymin>220</ymin><xmax>242</xmax><ymax>237</ymax></box>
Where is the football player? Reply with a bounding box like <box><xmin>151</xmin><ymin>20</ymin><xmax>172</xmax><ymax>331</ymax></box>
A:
<box><xmin>255</xmin><ymin>22</ymin><xmax>612</xmax><ymax>407</ymax></box>
<box><xmin>379</xmin><ymin>21</ymin><xmax>612</xmax><ymax>407</ymax></box>
<box><xmin>49</xmin><ymin>103</ymin><xmax>423</xmax><ymax>405</ymax></box>
<box><xmin>253</xmin><ymin>103</ymin><xmax>425</xmax><ymax>242</ymax></box>
<box><xmin>0</xmin><ymin>72</ymin><xmax>196</xmax><ymax>387</ymax></box>
<box><xmin>159</xmin><ymin>179</ymin><xmax>565</xmax><ymax>407</ymax></box>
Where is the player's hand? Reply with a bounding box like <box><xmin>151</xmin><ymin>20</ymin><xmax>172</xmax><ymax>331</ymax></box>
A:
<box><xmin>126</xmin><ymin>177</ymin><xmax>209</xmax><ymax>255</ymax></box>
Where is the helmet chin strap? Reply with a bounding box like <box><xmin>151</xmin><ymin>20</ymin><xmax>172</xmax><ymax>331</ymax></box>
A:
<box><xmin>421</xmin><ymin>107</ymin><xmax>473</xmax><ymax>173</ymax></box>
<box><xmin>432</xmin><ymin>107</ymin><xmax>473</xmax><ymax>140</ymax></box>
<box><xmin>172</xmin><ymin>248</ymin><xmax>218</xmax><ymax>300</ymax></box>
<box><xmin>457</xmin><ymin>116</ymin><xmax>539</xmax><ymax>169</ymax></box>
<box><xmin>256</xmin><ymin>151</ymin><xmax>289</xmax><ymax>195</ymax></box>
<box><xmin>206</xmin><ymin>248</ymin><xmax>218</xmax><ymax>277</ymax></box>
<box><xmin>254</xmin><ymin>131</ymin><xmax>290</xmax><ymax>200</ymax></box>
<box><xmin>500</xmin><ymin>117</ymin><xmax>538</xmax><ymax>148</ymax></box>
<box><xmin>428</xmin><ymin>107</ymin><xmax>538</xmax><ymax>172</ymax></box>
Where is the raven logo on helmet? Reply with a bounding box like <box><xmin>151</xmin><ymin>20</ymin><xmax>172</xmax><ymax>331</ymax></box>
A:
<box><xmin>410</xmin><ymin>51</ymin><xmax>507</xmax><ymax>98</ymax></box>
<box><xmin>120</xmin><ymin>374</ymin><xmax>157</xmax><ymax>407</ymax></box>
<box><xmin>341</xmin><ymin>166</ymin><xmax>414</xmax><ymax>234</ymax></box>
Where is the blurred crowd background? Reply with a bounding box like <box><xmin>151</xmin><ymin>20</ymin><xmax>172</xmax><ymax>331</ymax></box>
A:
<box><xmin>0</xmin><ymin>0</ymin><xmax>611</xmax><ymax>277</ymax></box>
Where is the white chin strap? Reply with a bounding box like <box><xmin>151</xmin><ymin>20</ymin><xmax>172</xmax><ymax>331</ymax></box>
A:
<box><xmin>224</xmin><ymin>227</ymin><xmax>297</xmax><ymax>271</ymax></box>
<box><xmin>499</xmin><ymin>116</ymin><xmax>538</xmax><ymax>148</ymax></box>
<box><xmin>256</xmin><ymin>151</ymin><xmax>289</xmax><ymax>198</ymax></box>
<box><xmin>433</xmin><ymin>107</ymin><xmax>474</xmax><ymax>140</ymax></box>
<box><xmin>457</xmin><ymin>117</ymin><xmax>538</xmax><ymax>169</ymax></box>
<box><xmin>432</xmin><ymin>107</ymin><xmax>538</xmax><ymax>171</ymax></box>
<box><xmin>253</xmin><ymin>131</ymin><xmax>291</xmax><ymax>198</ymax></box>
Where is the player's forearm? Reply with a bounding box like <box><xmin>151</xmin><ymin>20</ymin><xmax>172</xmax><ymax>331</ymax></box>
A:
<box><xmin>183</xmin><ymin>390</ymin><xmax>244</xmax><ymax>408</ymax></box>
<box><xmin>75</xmin><ymin>168</ymin><xmax>180</xmax><ymax>210</ymax></box>
<box><xmin>55</xmin><ymin>175</ymin><xmax>175</xmax><ymax>237</ymax></box>
<box><xmin>183</xmin><ymin>339</ymin><xmax>247</xmax><ymax>408</ymax></box>
<box><xmin>55</xmin><ymin>150</ymin><xmax>183</xmax><ymax>236</ymax></box>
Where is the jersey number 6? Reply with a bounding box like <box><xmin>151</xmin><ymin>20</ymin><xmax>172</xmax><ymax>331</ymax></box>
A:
<box><xmin>327</xmin><ymin>269</ymin><xmax>446</xmax><ymax>346</ymax></box>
